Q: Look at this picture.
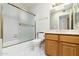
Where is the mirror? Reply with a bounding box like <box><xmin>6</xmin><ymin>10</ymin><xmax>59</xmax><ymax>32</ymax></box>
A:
<box><xmin>74</xmin><ymin>4</ymin><xmax>79</xmax><ymax>30</ymax></box>
<box><xmin>59</xmin><ymin>14</ymin><xmax>70</xmax><ymax>30</ymax></box>
<box><xmin>50</xmin><ymin>3</ymin><xmax>79</xmax><ymax>30</ymax></box>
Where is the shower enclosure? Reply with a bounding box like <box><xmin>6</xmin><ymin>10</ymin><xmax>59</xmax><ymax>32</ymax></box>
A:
<box><xmin>1</xmin><ymin>3</ymin><xmax>35</xmax><ymax>47</ymax></box>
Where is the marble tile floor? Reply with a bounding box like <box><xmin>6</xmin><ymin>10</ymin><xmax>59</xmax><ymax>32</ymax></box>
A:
<box><xmin>2</xmin><ymin>41</ymin><xmax>46</xmax><ymax>56</ymax></box>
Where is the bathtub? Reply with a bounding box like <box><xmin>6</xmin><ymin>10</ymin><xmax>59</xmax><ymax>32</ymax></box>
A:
<box><xmin>3</xmin><ymin>38</ymin><xmax>20</xmax><ymax>47</ymax></box>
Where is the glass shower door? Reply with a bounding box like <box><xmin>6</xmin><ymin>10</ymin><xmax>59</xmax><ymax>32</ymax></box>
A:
<box><xmin>2</xmin><ymin>3</ymin><xmax>35</xmax><ymax>47</ymax></box>
<box><xmin>18</xmin><ymin>10</ymin><xmax>35</xmax><ymax>42</ymax></box>
<box><xmin>2</xmin><ymin>4</ymin><xmax>20</xmax><ymax>47</ymax></box>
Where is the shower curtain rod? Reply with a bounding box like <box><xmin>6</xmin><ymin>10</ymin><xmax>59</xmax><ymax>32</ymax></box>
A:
<box><xmin>8</xmin><ymin>3</ymin><xmax>36</xmax><ymax>16</ymax></box>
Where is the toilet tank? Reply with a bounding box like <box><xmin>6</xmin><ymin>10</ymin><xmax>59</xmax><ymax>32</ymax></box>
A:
<box><xmin>37</xmin><ymin>32</ymin><xmax>45</xmax><ymax>39</ymax></box>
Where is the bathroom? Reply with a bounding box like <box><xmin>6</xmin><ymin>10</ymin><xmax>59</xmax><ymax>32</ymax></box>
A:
<box><xmin>0</xmin><ymin>3</ymin><xmax>79</xmax><ymax>56</ymax></box>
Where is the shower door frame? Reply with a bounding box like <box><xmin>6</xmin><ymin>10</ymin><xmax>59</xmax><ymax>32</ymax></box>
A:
<box><xmin>0</xmin><ymin>4</ymin><xmax>3</xmax><ymax>48</ymax></box>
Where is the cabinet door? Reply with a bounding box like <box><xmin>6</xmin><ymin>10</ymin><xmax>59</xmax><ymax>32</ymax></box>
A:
<box><xmin>45</xmin><ymin>40</ymin><xmax>58</xmax><ymax>56</ymax></box>
<box><xmin>60</xmin><ymin>42</ymin><xmax>77</xmax><ymax>56</ymax></box>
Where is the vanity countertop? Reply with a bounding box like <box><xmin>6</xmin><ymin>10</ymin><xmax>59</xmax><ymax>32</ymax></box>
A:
<box><xmin>45</xmin><ymin>30</ymin><xmax>79</xmax><ymax>35</ymax></box>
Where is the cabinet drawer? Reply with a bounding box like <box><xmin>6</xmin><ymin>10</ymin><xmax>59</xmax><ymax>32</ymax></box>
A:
<box><xmin>60</xmin><ymin>35</ymin><xmax>79</xmax><ymax>44</ymax></box>
<box><xmin>45</xmin><ymin>34</ymin><xmax>58</xmax><ymax>40</ymax></box>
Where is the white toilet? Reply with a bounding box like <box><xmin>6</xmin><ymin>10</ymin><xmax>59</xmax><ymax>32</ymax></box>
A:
<box><xmin>31</xmin><ymin>32</ymin><xmax>45</xmax><ymax>50</ymax></box>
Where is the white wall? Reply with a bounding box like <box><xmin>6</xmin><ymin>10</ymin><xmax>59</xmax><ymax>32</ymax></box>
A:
<box><xmin>30</xmin><ymin>3</ymin><xmax>52</xmax><ymax>33</ymax></box>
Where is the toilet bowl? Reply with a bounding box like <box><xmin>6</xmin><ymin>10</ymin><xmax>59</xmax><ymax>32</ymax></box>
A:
<box><xmin>31</xmin><ymin>32</ymin><xmax>44</xmax><ymax>50</ymax></box>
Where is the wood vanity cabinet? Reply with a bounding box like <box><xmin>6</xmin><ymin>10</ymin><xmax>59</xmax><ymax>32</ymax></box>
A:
<box><xmin>59</xmin><ymin>42</ymin><xmax>77</xmax><ymax>56</ymax></box>
<box><xmin>45</xmin><ymin>34</ymin><xmax>59</xmax><ymax>56</ymax></box>
<box><xmin>45</xmin><ymin>33</ymin><xmax>79</xmax><ymax>56</ymax></box>
<box><xmin>45</xmin><ymin>40</ymin><xmax>58</xmax><ymax>56</ymax></box>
